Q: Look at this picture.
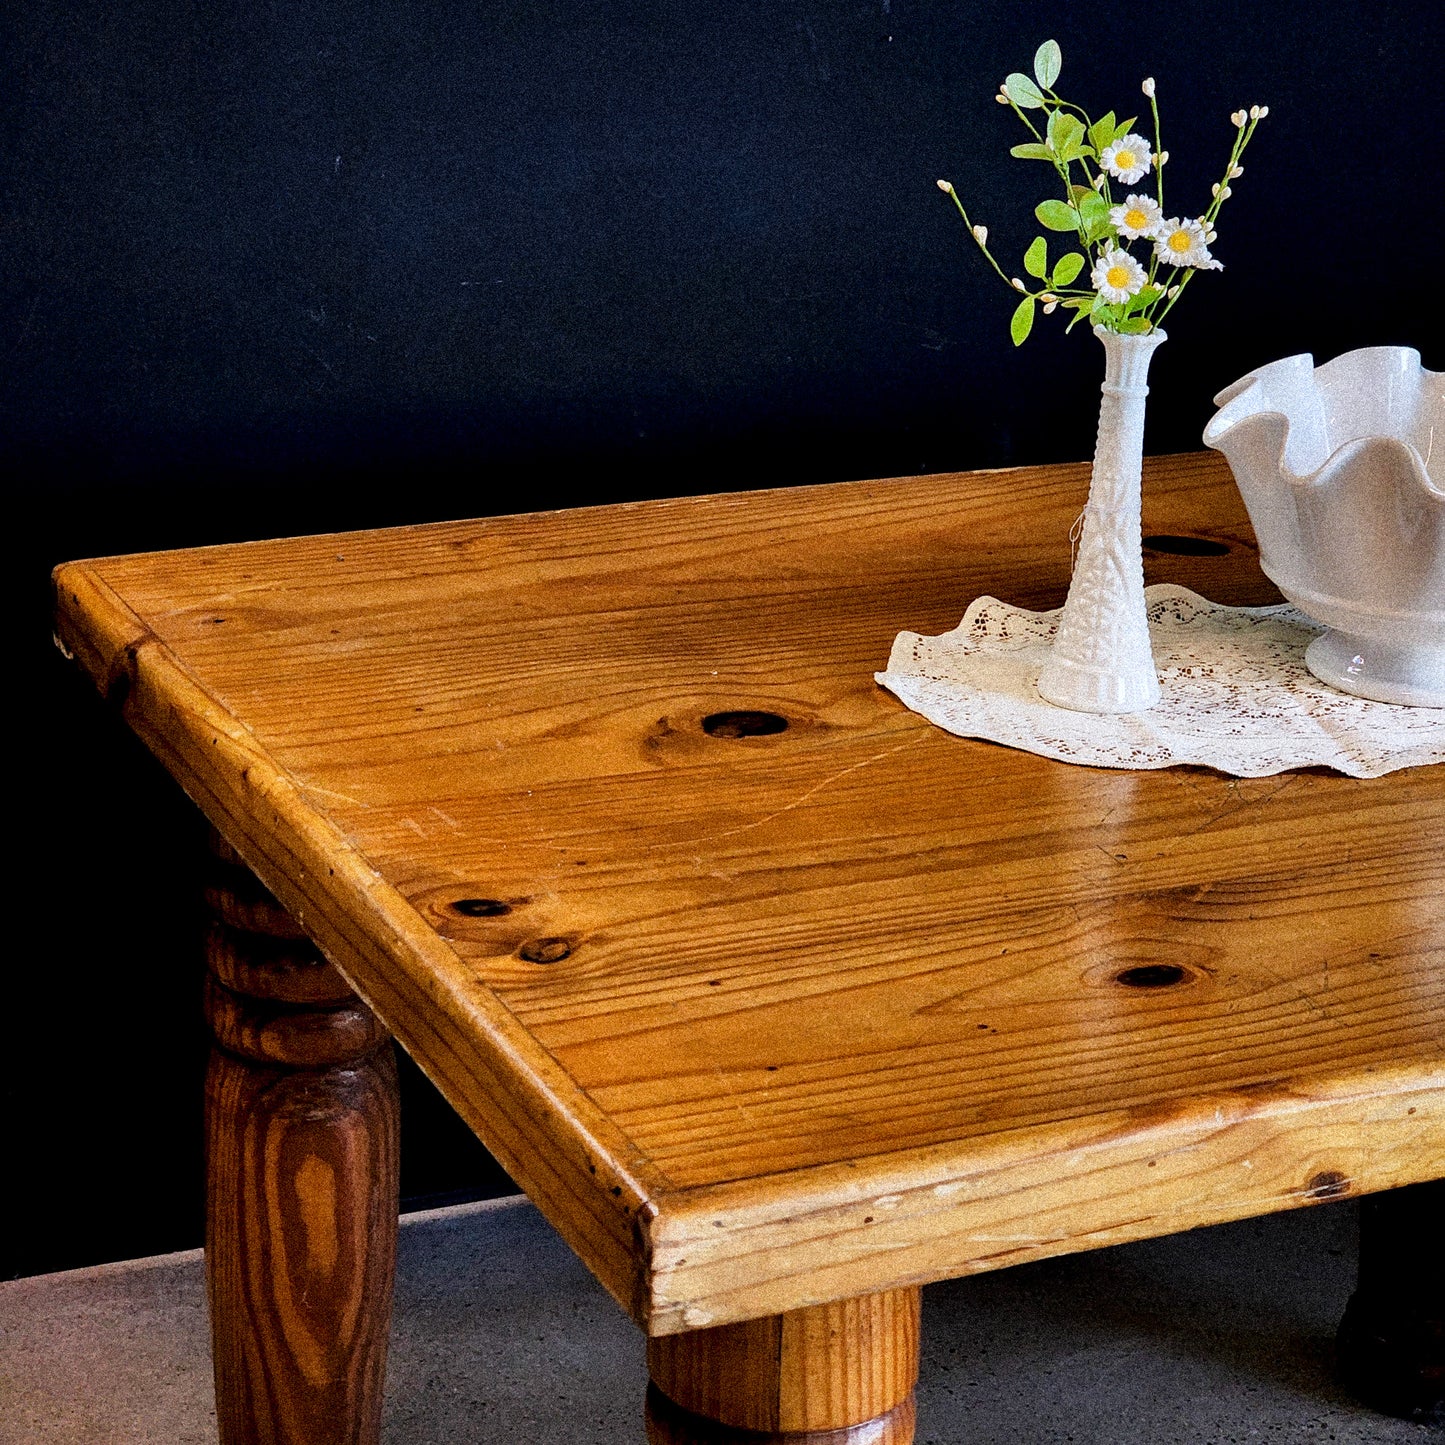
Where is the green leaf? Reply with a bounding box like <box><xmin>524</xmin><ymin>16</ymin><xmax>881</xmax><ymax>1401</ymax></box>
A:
<box><xmin>1046</xmin><ymin>110</ymin><xmax>1084</xmax><ymax>156</ymax></box>
<box><xmin>1004</xmin><ymin>72</ymin><xmax>1045</xmax><ymax>109</ymax></box>
<box><xmin>1010</xmin><ymin>294</ymin><xmax>1036</xmax><ymax>346</ymax></box>
<box><xmin>1064</xmin><ymin>296</ymin><xmax>1094</xmax><ymax>310</ymax></box>
<box><xmin>1009</xmin><ymin>142</ymin><xmax>1055</xmax><ymax>161</ymax></box>
<box><xmin>1033</xmin><ymin>39</ymin><xmax>1062</xmax><ymax>89</ymax></box>
<box><xmin>1035</xmin><ymin>198</ymin><xmax>1078</xmax><ymax>232</ymax></box>
<box><xmin>1126</xmin><ymin>285</ymin><xmax>1162</xmax><ymax>314</ymax></box>
<box><xmin>1088</xmin><ymin>111</ymin><xmax>1117</xmax><ymax>151</ymax></box>
<box><xmin>1079</xmin><ymin>192</ymin><xmax>1110</xmax><ymax>229</ymax></box>
<box><xmin>1115</xmin><ymin>116</ymin><xmax>1138</xmax><ymax>139</ymax></box>
<box><xmin>1023</xmin><ymin>236</ymin><xmax>1048</xmax><ymax>277</ymax></box>
<box><xmin>1077</xmin><ymin>191</ymin><xmax>1112</xmax><ymax>242</ymax></box>
<box><xmin>1057</xmin><ymin>139</ymin><xmax>1094</xmax><ymax>164</ymax></box>
<box><xmin>1118</xmin><ymin>316</ymin><xmax>1153</xmax><ymax>334</ymax></box>
<box><xmin>1052</xmin><ymin>252</ymin><xmax>1085</xmax><ymax>286</ymax></box>
<box><xmin>1071</xmin><ymin>184</ymin><xmax>1095</xmax><ymax>200</ymax></box>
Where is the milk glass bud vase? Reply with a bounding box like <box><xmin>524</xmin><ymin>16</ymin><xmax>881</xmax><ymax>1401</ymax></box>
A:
<box><xmin>1037</xmin><ymin>326</ymin><xmax>1167</xmax><ymax>713</ymax></box>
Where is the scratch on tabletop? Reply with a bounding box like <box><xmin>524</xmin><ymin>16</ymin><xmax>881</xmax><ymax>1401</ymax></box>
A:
<box><xmin>299</xmin><ymin>781</ymin><xmax>368</xmax><ymax>808</ymax></box>
<box><xmin>668</xmin><ymin>732</ymin><xmax>927</xmax><ymax>847</ymax></box>
<box><xmin>716</xmin><ymin>1065</ymin><xmax>756</xmax><ymax>1129</ymax></box>
<box><xmin>429</xmin><ymin>806</ymin><xmax>462</xmax><ymax>830</ymax></box>
<box><xmin>1167</xmin><ymin>773</ymin><xmax>1304</xmax><ymax>852</ymax></box>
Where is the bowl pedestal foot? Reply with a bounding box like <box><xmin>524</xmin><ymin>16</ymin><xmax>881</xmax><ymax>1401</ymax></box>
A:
<box><xmin>1305</xmin><ymin>630</ymin><xmax>1445</xmax><ymax>707</ymax></box>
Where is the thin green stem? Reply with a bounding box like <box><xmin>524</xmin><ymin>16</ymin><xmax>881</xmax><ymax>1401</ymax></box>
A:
<box><xmin>1149</xmin><ymin>88</ymin><xmax>1164</xmax><ymax>213</ymax></box>
<box><xmin>1005</xmin><ymin>94</ymin><xmax>1045</xmax><ymax>141</ymax></box>
<box><xmin>940</xmin><ymin>185</ymin><xmax>1044</xmax><ymax>298</ymax></box>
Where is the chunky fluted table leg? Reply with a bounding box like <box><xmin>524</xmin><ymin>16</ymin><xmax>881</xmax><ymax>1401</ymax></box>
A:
<box><xmin>203</xmin><ymin>834</ymin><xmax>400</xmax><ymax>1445</ymax></box>
<box><xmin>1337</xmin><ymin>1179</ymin><xmax>1444</xmax><ymax>1426</ymax></box>
<box><xmin>646</xmin><ymin>1288</ymin><xmax>921</xmax><ymax>1444</ymax></box>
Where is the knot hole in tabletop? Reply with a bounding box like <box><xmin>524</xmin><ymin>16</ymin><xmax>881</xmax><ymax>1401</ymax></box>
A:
<box><xmin>702</xmin><ymin>710</ymin><xmax>790</xmax><ymax>738</ymax></box>
<box><xmin>1142</xmin><ymin>535</ymin><xmax>1232</xmax><ymax>557</ymax></box>
<box><xmin>450</xmin><ymin>897</ymin><xmax>512</xmax><ymax>918</ymax></box>
<box><xmin>1114</xmin><ymin>963</ymin><xmax>1189</xmax><ymax>989</ymax></box>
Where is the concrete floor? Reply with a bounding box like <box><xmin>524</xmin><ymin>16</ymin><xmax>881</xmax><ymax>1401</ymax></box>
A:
<box><xmin>2</xmin><ymin>1194</ymin><xmax>1439</xmax><ymax>1444</ymax></box>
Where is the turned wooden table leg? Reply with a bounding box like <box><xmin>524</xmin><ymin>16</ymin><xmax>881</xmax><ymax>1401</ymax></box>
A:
<box><xmin>1337</xmin><ymin>1179</ymin><xmax>1444</xmax><ymax>1426</ymax></box>
<box><xmin>203</xmin><ymin>834</ymin><xmax>400</xmax><ymax>1445</ymax></box>
<box><xmin>646</xmin><ymin>1288</ymin><xmax>921</xmax><ymax>1444</ymax></box>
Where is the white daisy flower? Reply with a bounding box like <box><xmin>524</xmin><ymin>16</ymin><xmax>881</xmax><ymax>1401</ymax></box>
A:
<box><xmin>1099</xmin><ymin>132</ymin><xmax>1152</xmax><ymax>183</ymax></box>
<box><xmin>1091</xmin><ymin>247</ymin><xmax>1147</xmax><ymax>303</ymax></box>
<box><xmin>1109</xmin><ymin>193</ymin><xmax>1162</xmax><ymax>240</ymax></box>
<box><xmin>1154</xmin><ymin>217</ymin><xmax>1222</xmax><ymax>269</ymax></box>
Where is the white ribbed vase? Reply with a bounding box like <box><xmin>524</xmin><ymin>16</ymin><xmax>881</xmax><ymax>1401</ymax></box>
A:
<box><xmin>1037</xmin><ymin>326</ymin><xmax>1167</xmax><ymax>713</ymax></box>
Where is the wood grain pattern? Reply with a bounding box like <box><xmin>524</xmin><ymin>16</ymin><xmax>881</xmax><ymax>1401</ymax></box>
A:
<box><xmin>203</xmin><ymin>842</ymin><xmax>399</xmax><ymax>1445</ymax></box>
<box><xmin>649</xmin><ymin>1288</ymin><xmax>919</xmax><ymax>1432</ymax></box>
<box><xmin>54</xmin><ymin>452</ymin><xmax>1445</xmax><ymax>1336</ymax></box>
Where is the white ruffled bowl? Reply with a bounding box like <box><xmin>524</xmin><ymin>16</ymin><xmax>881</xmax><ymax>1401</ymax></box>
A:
<box><xmin>1203</xmin><ymin>346</ymin><xmax>1444</xmax><ymax>706</ymax></box>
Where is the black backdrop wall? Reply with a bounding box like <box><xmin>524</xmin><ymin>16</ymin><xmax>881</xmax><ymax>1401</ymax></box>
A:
<box><xmin>4</xmin><ymin>1</ymin><xmax>1440</xmax><ymax>1276</ymax></box>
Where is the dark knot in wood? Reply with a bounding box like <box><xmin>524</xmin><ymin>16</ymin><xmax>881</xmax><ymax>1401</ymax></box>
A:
<box><xmin>1115</xmin><ymin>964</ymin><xmax>1187</xmax><ymax>989</ymax></box>
<box><xmin>1306</xmin><ymin>1169</ymin><xmax>1351</xmax><ymax>1200</ymax></box>
<box><xmin>702</xmin><ymin>710</ymin><xmax>789</xmax><ymax>738</ymax></box>
<box><xmin>450</xmin><ymin>897</ymin><xmax>513</xmax><ymax>917</ymax></box>
<box><xmin>520</xmin><ymin>937</ymin><xmax>572</xmax><ymax>964</ymax></box>
<box><xmin>1142</xmin><ymin>534</ymin><xmax>1231</xmax><ymax>557</ymax></box>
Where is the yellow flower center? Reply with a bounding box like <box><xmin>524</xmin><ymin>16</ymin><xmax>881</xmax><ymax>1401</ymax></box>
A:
<box><xmin>1168</xmin><ymin>229</ymin><xmax>1193</xmax><ymax>253</ymax></box>
<box><xmin>1114</xmin><ymin>148</ymin><xmax>1137</xmax><ymax>171</ymax></box>
<box><xmin>1124</xmin><ymin>208</ymin><xmax>1148</xmax><ymax>230</ymax></box>
<box><xmin>1106</xmin><ymin>265</ymin><xmax>1132</xmax><ymax>289</ymax></box>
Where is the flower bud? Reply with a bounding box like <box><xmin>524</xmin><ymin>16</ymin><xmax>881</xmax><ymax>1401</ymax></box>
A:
<box><xmin>1011</xmin><ymin>277</ymin><xmax>1026</xmax><ymax>291</ymax></box>
<box><xmin>1258</xmin><ymin>105</ymin><xmax>1269</xmax><ymax>117</ymax></box>
<box><xmin>1249</xmin><ymin>104</ymin><xmax>1260</xmax><ymax>119</ymax></box>
<box><xmin>1231</xmin><ymin>109</ymin><xmax>1247</xmax><ymax>127</ymax></box>
<box><xmin>996</xmin><ymin>93</ymin><xmax>1010</xmax><ymax>104</ymax></box>
<box><xmin>936</xmin><ymin>179</ymin><xmax>954</xmax><ymax>193</ymax></box>
<box><xmin>1142</xmin><ymin>77</ymin><xmax>1156</xmax><ymax>97</ymax></box>
<box><xmin>1156</xmin><ymin>150</ymin><xmax>1169</xmax><ymax>166</ymax></box>
<box><xmin>1229</xmin><ymin>164</ymin><xmax>1243</xmax><ymax>178</ymax></box>
<box><xmin>1040</xmin><ymin>293</ymin><xmax>1057</xmax><ymax>303</ymax></box>
<box><xmin>1043</xmin><ymin>301</ymin><xmax>1058</xmax><ymax>314</ymax></box>
<box><xmin>1092</xmin><ymin>172</ymin><xmax>1106</xmax><ymax>189</ymax></box>
<box><xmin>972</xmin><ymin>224</ymin><xmax>988</xmax><ymax>245</ymax></box>
<box><xmin>1212</xmin><ymin>183</ymin><xmax>1221</xmax><ymax>196</ymax></box>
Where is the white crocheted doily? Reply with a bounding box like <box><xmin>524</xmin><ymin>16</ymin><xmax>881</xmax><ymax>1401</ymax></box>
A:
<box><xmin>876</xmin><ymin>584</ymin><xmax>1445</xmax><ymax>779</ymax></box>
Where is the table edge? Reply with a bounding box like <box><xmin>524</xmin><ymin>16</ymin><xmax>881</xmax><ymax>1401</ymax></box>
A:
<box><xmin>51</xmin><ymin>460</ymin><xmax>1445</xmax><ymax>1335</ymax></box>
<box><xmin>641</xmin><ymin>1060</ymin><xmax>1444</xmax><ymax>1333</ymax></box>
<box><xmin>53</xmin><ymin>559</ymin><xmax>668</xmax><ymax>1324</ymax></box>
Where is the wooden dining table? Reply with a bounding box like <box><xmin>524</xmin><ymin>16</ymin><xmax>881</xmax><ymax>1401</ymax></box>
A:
<box><xmin>54</xmin><ymin>451</ymin><xmax>1444</xmax><ymax>1442</ymax></box>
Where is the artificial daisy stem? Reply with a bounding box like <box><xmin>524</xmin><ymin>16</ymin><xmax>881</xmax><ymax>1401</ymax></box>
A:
<box><xmin>1149</xmin><ymin>88</ymin><xmax>1164</xmax><ymax>212</ymax></box>
<box><xmin>1152</xmin><ymin>269</ymin><xmax>1194</xmax><ymax>325</ymax></box>
<box><xmin>940</xmin><ymin>185</ymin><xmax>1040</xmax><ymax>296</ymax></box>
<box><xmin>1005</xmin><ymin>95</ymin><xmax>1045</xmax><ymax>142</ymax></box>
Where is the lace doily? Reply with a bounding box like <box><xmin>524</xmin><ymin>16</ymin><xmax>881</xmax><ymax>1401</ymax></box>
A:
<box><xmin>876</xmin><ymin>584</ymin><xmax>1445</xmax><ymax>778</ymax></box>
